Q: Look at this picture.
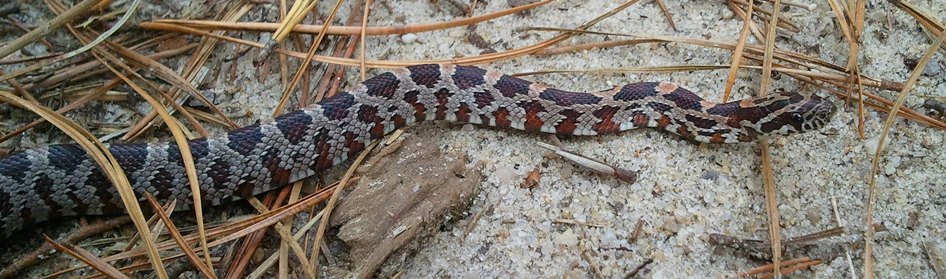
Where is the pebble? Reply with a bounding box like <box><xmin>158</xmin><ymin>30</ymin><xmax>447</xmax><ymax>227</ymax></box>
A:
<box><xmin>922</xmin><ymin>58</ymin><xmax>943</xmax><ymax>76</ymax></box>
<box><xmin>448</xmin><ymin>29</ymin><xmax>466</xmax><ymax>38</ymax></box>
<box><xmin>864</xmin><ymin>137</ymin><xmax>890</xmax><ymax>156</ymax></box>
<box><xmin>494</xmin><ymin>164</ymin><xmax>516</xmax><ymax>181</ymax></box>
<box><xmin>401</xmin><ymin>33</ymin><xmax>418</xmax><ymax>44</ymax></box>
<box><xmin>555</xmin><ymin>228</ymin><xmax>579</xmax><ymax>246</ymax></box>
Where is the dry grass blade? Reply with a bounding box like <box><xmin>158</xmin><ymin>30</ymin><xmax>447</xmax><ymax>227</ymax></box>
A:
<box><xmin>26</xmin><ymin>43</ymin><xmax>193</xmax><ymax>91</ymax></box>
<box><xmin>757</xmin><ymin>0</ymin><xmax>782</xmax><ymax>276</ymax></box>
<box><xmin>533</xmin><ymin>39</ymin><xmax>661</xmax><ymax>56</ymax></box>
<box><xmin>143</xmin><ymin>194</ymin><xmax>218</xmax><ymax>279</ymax></box>
<box><xmin>246</xmin><ymin>202</ymin><xmax>323</xmax><ymax>279</ymax></box>
<box><xmin>89</xmin><ymin>37</ymin><xmax>214</xmax><ymax>268</ymax></box>
<box><xmin>0</xmin><ymin>90</ymin><xmax>167</xmax><ymax>278</ymax></box>
<box><xmin>103</xmin><ymin>39</ymin><xmax>235</xmax><ymax>131</ymax></box>
<box><xmin>825</xmin><ymin>0</ymin><xmax>857</xmax><ymax>70</ymax></box>
<box><xmin>271</xmin><ymin>0</ymin><xmax>320</xmax><ymax>43</ymax></box>
<box><xmin>523</xmin><ymin>27</ymin><xmax>901</xmax><ymax>89</ymax></box>
<box><xmin>723</xmin><ymin>0</ymin><xmax>754</xmax><ymax>103</ymax></box>
<box><xmin>273</xmin><ymin>0</ymin><xmax>346</xmax><ymax>116</ymax></box>
<box><xmin>923</xmin><ymin>242</ymin><xmax>946</xmax><ymax>279</ymax></box>
<box><xmin>536</xmin><ymin>142</ymin><xmax>636</xmax><ymax>183</ymax></box>
<box><xmin>88</xmin><ymin>181</ymin><xmax>346</xmax><ymax>267</ymax></box>
<box><xmin>731</xmin><ymin>257</ymin><xmax>819</xmax><ymax>278</ymax></box>
<box><xmin>44</xmin><ymin>254</ymin><xmax>188</xmax><ymax>279</ymax></box>
<box><xmin>60</xmin><ymin>0</ymin><xmax>139</xmax><ymax>60</ymax></box>
<box><xmin>760</xmin><ymin>259</ymin><xmax>824</xmax><ymax>279</ymax></box>
<box><xmin>241</xmin><ymin>195</ymin><xmax>316</xmax><ymax>278</ymax></box>
<box><xmin>309</xmin><ymin>0</ymin><xmax>367</xmax><ymax>104</ymax></box>
<box><xmin>0</xmin><ymin>0</ymin><xmax>142</xmax><ymax>84</ymax></box>
<box><xmin>827</xmin><ymin>0</ymin><xmax>868</xmax><ymax>137</ymax></box>
<box><xmin>653</xmin><ymin>0</ymin><xmax>676</xmax><ymax>31</ymax></box>
<box><xmin>308</xmin><ymin>139</ymin><xmax>381</xmax><ymax>275</ymax></box>
<box><xmin>43</xmin><ymin>236</ymin><xmax>128</xmax><ymax>279</ymax></box>
<box><xmin>863</xmin><ymin>26</ymin><xmax>946</xmax><ymax>279</ymax></box>
<box><xmin>895</xmin><ymin>1</ymin><xmax>946</xmax><ymax>52</ymax></box>
<box><xmin>63</xmin><ymin>28</ymin><xmax>211</xmax><ymax>142</ymax></box>
<box><xmin>142</xmin><ymin>0</ymin><xmax>553</xmax><ymax>36</ymax></box>
<box><xmin>360</xmin><ymin>0</ymin><xmax>372</xmax><ymax>81</ymax></box>
<box><xmin>142</xmin><ymin>0</ymin><xmax>636</xmax><ymax>70</ymax></box>
<box><xmin>729</xmin><ymin>0</ymin><xmax>800</xmax><ymax>32</ymax></box>
<box><xmin>279</xmin><ymin>182</ymin><xmax>303</xmax><ymax>279</ymax></box>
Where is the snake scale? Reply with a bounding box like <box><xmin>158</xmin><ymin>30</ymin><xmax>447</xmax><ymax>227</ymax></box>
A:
<box><xmin>0</xmin><ymin>64</ymin><xmax>836</xmax><ymax>237</ymax></box>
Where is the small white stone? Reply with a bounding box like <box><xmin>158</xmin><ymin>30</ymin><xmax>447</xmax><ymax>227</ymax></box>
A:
<box><xmin>448</xmin><ymin>29</ymin><xmax>466</xmax><ymax>38</ymax></box>
<box><xmin>863</xmin><ymin>137</ymin><xmax>890</xmax><ymax>156</ymax></box>
<box><xmin>401</xmin><ymin>33</ymin><xmax>418</xmax><ymax>44</ymax></box>
<box><xmin>555</xmin><ymin>228</ymin><xmax>579</xmax><ymax>246</ymax></box>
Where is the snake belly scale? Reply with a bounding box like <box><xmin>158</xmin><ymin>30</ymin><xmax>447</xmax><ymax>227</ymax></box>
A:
<box><xmin>0</xmin><ymin>64</ymin><xmax>836</xmax><ymax>236</ymax></box>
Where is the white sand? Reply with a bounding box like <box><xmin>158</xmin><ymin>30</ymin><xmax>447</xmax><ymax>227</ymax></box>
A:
<box><xmin>3</xmin><ymin>0</ymin><xmax>944</xmax><ymax>278</ymax></box>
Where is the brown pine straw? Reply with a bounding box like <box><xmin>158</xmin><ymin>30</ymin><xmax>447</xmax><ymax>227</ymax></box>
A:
<box><xmin>141</xmin><ymin>0</ymin><xmax>553</xmax><ymax>36</ymax></box>
<box><xmin>142</xmin><ymin>0</ymin><xmax>639</xmax><ymax>71</ymax></box>
<box><xmin>272</xmin><ymin>0</ymin><xmax>346</xmax><ymax>117</ymax></box>
<box><xmin>43</xmin><ymin>179</ymin><xmax>356</xmax><ymax>278</ymax></box>
<box><xmin>144</xmin><ymin>194</ymin><xmax>217</xmax><ymax>279</ymax></box>
<box><xmin>224</xmin><ymin>191</ymin><xmax>289</xmax><ymax>279</ymax></box>
<box><xmin>243</xmin><ymin>192</ymin><xmax>317</xmax><ymax>279</ymax></box>
<box><xmin>43</xmin><ymin>236</ymin><xmax>128</xmax><ymax>279</ymax></box>
<box><xmin>826</xmin><ymin>0</ymin><xmax>868</xmax><ymax>138</ymax></box>
<box><xmin>521</xmin><ymin>27</ymin><xmax>903</xmax><ymax>91</ymax></box>
<box><xmin>122</xmin><ymin>1</ymin><xmax>256</xmax><ymax>142</ymax></box>
<box><xmin>730</xmin><ymin>257</ymin><xmax>823</xmax><ymax>278</ymax></box>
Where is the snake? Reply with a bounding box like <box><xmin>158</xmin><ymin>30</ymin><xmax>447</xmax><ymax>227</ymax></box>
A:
<box><xmin>0</xmin><ymin>64</ymin><xmax>836</xmax><ymax>237</ymax></box>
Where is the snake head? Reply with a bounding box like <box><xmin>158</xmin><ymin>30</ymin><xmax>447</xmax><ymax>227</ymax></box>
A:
<box><xmin>740</xmin><ymin>91</ymin><xmax>836</xmax><ymax>138</ymax></box>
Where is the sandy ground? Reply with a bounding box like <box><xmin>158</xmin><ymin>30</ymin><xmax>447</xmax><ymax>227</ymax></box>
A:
<box><xmin>2</xmin><ymin>0</ymin><xmax>945</xmax><ymax>278</ymax></box>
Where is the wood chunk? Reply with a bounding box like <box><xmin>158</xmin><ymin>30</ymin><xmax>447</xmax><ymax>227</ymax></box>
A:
<box><xmin>330</xmin><ymin>134</ymin><xmax>480</xmax><ymax>279</ymax></box>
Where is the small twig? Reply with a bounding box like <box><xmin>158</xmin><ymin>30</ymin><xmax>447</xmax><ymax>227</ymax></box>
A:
<box><xmin>463</xmin><ymin>203</ymin><xmax>491</xmax><ymax>238</ymax></box>
<box><xmin>923</xmin><ymin>242</ymin><xmax>946</xmax><ymax>279</ymax></box>
<box><xmin>579</xmin><ymin>242</ymin><xmax>604</xmax><ymax>279</ymax></box>
<box><xmin>536</xmin><ymin>142</ymin><xmax>636</xmax><ymax>183</ymax></box>
<box><xmin>554</xmin><ymin>219</ymin><xmax>606</xmax><ymax>228</ymax></box>
<box><xmin>623</xmin><ymin>258</ymin><xmax>653</xmax><ymax>278</ymax></box>
<box><xmin>629</xmin><ymin>220</ymin><xmax>644</xmax><ymax>243</ymax></box>
<box><xmin>652</xmin><ymin>0</ymin><xmax>676</xmax><ymax>31</ymax></box>
<box><xmin>43</xmin><ymin>236</ymin><xmax>128</xmax><ymax>279</ymax></box>
<box><xmin>0</xmin><ymin>52</ymin><xmax>61</xmax><ymax>65</ymax></box>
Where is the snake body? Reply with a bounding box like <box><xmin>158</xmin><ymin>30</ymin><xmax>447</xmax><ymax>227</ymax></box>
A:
<box><xmin>0</xmin><ymin>64</ymin><xmax>836</xmax><ymax>236</ymax></box>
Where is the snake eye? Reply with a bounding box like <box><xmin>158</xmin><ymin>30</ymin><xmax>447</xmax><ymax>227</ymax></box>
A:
<box><xmin>791</xmin><ymin>113</ymin><xmax>804</xmax><ymax>123</ymax></box>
